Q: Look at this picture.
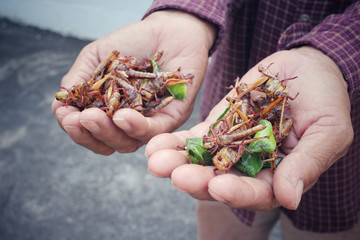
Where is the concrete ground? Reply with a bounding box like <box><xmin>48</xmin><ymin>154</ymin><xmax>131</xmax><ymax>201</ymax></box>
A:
<box><xmin>0</xmin><ymin>18</ymin><xmax>281</xmax><ymax>240</ymax></box>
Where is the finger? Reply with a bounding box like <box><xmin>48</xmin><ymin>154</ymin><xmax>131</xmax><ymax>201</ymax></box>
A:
<box><xmin>208</xmin><ymin>169</ymin><xmax>279</xmax><ymax>210</ymax></box>
<box><xmin>171</xmin><ymin>164</ymin><xmax>216</xmax><ymax>201</ymax></box>
<box><xmin>148</xmin><ymin>149</ymin><xmax>189</xmax><ymax>178</ymax></box>
<box><xmin>146</xmin><ymin>130</ymin><xmax>199</xmax><ymax>177</ymax></box>
<box><xmin>51</xmin><ymin>99</ymin><xmax>64</xmax><ymax>114</ymax></box>
<box><xmin>61</xmin><ymin>111</ymin><xmax>115</xmax><ymax>155</ymax></box>
<box><xmin>79</xmin><ymin>108</ymin><xmax>143</xmax><ymax>153</ymax></box>
<box><xmin>274</xmin><ymin>120</ymin><xmax>354</xmax><ymax>210</ymax></box>
<box><xmin>60</xmin><ymin>44</ymin><xmax>99</xmax><ymax>88</ymax></box>
<box><xmin>145</xmin><ymin>130</ymin><xmax>197</xmax><ymax>157</ymax></box>
<box><xmin>112</xmin><ymin>108</ymin><xmax>159</xmax><ymax>142</ymax></box>
<box><xmin>55</xmin><ymin>105</ymin><xmax>81</xmax><ymax>132</ymax></box>
<box><xmin>112</xmin><ymin>101</ymin><xmax>189</xmax><ymax>144</ymax></box>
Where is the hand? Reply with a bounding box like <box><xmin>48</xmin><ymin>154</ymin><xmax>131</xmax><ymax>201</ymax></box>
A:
<box><xmin>51</xmin><ymin>10</ymin><xmax>216</xmax><ymax>154</ymax></box>
<box><xmin>146</xmin><ymin>47</ymin><xmax>354</xmax><ymax>210</ymax></box>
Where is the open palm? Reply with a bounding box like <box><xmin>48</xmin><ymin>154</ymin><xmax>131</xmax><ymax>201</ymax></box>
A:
<box><xmin>146</xmin><ymin>47</ymin><xmax>353</xmax><ymax>210</ymax></box>
<box><xmin>51</xmin><ymin>11</ymin><xmax>215</xmax><ymax>154</ymax></box>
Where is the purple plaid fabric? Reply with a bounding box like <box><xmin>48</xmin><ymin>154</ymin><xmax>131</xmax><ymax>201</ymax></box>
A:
<box><xmin>145</xmin><ymin>0</ymin><xmax>360</xmax><ymax>232</ymax></box>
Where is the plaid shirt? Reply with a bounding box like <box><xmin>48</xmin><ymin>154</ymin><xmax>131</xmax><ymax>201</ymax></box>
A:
<box><xmin>146</xmin><ymin>0</ymin><xmax>360</xmax><ymax>232</ymax></box>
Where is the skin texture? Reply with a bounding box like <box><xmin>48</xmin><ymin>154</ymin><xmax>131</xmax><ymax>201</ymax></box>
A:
<box><xmin>51</xmin><ymin>10</ymin><xmax>216</xmax><ymax>154</ymax></box>
<box><xmin>146</xmin><ymin>47</ymin><xmax>354</xmax><ymax>211</ymax></box>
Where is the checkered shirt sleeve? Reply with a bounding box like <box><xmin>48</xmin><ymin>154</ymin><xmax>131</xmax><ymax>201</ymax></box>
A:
<box><xmin>278</xmin><ymin>1</ymin><xmax>360</xmax><ymax>100</ymax></box>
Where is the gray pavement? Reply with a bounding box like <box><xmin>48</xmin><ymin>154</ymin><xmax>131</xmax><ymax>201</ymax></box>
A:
<box><xmin>0</xmin><ymin>18</ymin><xmax>281</xmax><ymax>240</ymax></box>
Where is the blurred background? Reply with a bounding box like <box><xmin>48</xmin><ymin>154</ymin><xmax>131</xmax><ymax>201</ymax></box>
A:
<box><xmin>0</xmin><ymin>0</ymin><xmax>152</xmax><ymax>40</ymax></box>
<box><xmin>0</xmin><ymin>1</ymin><xmax>280</xmax><ymax>239</ymax></box>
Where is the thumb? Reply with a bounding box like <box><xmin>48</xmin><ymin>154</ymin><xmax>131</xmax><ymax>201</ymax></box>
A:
<box><xmin>60</xmin><ymin>42</ymin><xmax>105</xmax><ymax>89</ymax></box>
<box><xmin>273</xmin><ymin>118</ymin><xmax>353</xmax><ymax>210</ymax></box>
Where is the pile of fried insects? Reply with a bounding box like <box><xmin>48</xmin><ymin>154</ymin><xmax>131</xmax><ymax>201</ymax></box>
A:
<box><xmin>55</xmin><ymin>50</ymin><xmax>193</xmax><ymax>116</ymax></box>
<box><xmin>185</xmin><ymin>64</ymin><xmax>297</xmax><ymax>177</ymax></box>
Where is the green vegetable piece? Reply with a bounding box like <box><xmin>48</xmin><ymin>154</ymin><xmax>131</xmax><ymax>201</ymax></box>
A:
<box><xmin>213</xmin><ymin>103</ymin><xmax>231</xmax><ymax>128</ymax></box>
<box><xmin>150</xmin><ymin>59</ymin><xmax>160</xmax><ymax>74</ymax></box>
<box><xmin>248</xmin><ymin>119</ymin><xmax>276</xmax><ymax>153</ymax></box>
<box><xmin>150</xmin><ymin>58</ymin><xmax>187</xmax><ymax>100</ymax></box>
<box><xmin>185</xmin><ymin>138</ymin><xmax>214</xmax><ymax>166</ymax></box>
<box><xmin>235</xmin><ymin>151</ymin><xmax>263</xmax><ymax>178</ymax></box>
<box><xmin>216</xmin><ymin>103</ymin><xmax>231</xmax><ymax>122</ymax></box>
<box><xmin>165</xmin><ymin>84</ymin><xmax>187</xmax><ymax>100</ymax></box>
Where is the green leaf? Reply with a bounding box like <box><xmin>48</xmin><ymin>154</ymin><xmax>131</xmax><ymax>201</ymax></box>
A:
<box><xmin>248</xmin><ymin>119</ymin><xmax>276</xmax><ymax>153</ymax></box>
<box><xmin>216</xmin><ymin>103</ymin><xmax>231</xmax><ymax>122</ymax></box>
<box><xmin>234</xmin><ymin>151</ymin><xmax>263</xmax><ymax>177</ymax></box>
<box><xmin>165</xmin><ymin>84</ymin><xmax>187</xmax><ymax>100</ymax></box>
<box><xmin>185</xmin><ymin>138</ymin><xmax>214</xmax><ymax>166</ymax></box>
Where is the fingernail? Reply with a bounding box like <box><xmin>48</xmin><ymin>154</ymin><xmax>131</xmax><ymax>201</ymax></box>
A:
<box><xmin>56</xmin><ymin>114</ymin><xmax>64</xmax><ymax>121</ymax></box>
<box><xmin>147</xmin><ymin>168</ymin><xmax>162</xmax><ymax>178</ymax></box>
<box><xmin>294</xmin><ymin>179</ymin><xmax>304</xmax><ymax>209</ymax></box>
<box><xmin>113</xmin><ymin>117</ymin><xmax>132</xmax><ymax>132</ymax></box>
<box><xmin>80</xmin><ymin>120</ymin><xmax>100</xmax><ymax>133</ymax></box>
<box><xmin>208</xmin><ymin>189</ymin><xmax>227</xmax><ymax>203</ymax></box>
<box><xmin>64</xmin><ymin>126</ymin><xmax>83</xmax><ymax>138</ymax></box>
<box><xmin>170</xmin><ymin>178</ymin><xmax>188</xmax><ymax>193</ymax></box>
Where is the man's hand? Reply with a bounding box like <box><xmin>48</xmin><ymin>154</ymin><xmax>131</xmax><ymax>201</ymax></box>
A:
<box><xmin>51</xmin><ymin>10</ymin><xmax>216</xmax><ymax>154</ymax></box>
<box><xmin>146</xmin><ymin>47</ymin><xmax>354</xmax><ymax>210</ymax></box>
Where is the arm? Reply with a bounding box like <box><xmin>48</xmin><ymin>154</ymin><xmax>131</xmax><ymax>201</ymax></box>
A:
<box><xmin>146</xmin><ymin>46</ymin><xmax>354</xmax><ymax>210</ymax></box>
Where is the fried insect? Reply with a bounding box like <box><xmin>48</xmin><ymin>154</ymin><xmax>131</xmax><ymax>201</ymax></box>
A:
<box><xmin>204</xmin><ymin>124</ymin><xmax>267</xmax><ymax>152</ymax></box>
<box><xmin>55</xmin><ymin>81</ymin><xmax>97</xmax><ymax>109</ymax></box>
<box><xmin>186</xmin><ymin>63</ymin><xmax>297</xmax><ymax>175</ymax></box>
<box><xmin>140</xmin><ymin>68</ymin><xmax>193</xmax><ymax>101</ymax></box>
<box><xmin>55</xmin><ymin>50</ymin><xmax>193</xmax><ymax>116</ymax></box>
<box><xmin>114</xmin><ymin>76</ymin><xmax>144</xmax><ymax>113</ymax></box>
<box><xmin>143</xmin><ymin>96</ymin><xmax>175</xmax><ymax>116</ymax></box>
<box><xmin>212</xmin><ymin>136</ymin><xmax>270</xmax><ymax>173</ymax></box>
<box><xmin>213</xmin><ymin>147</ymin><xmax>240</xmax><ymax>172</ymax></box>
<box><xmin>93</xmin><ymin>51</ymin><xmax>120</xmax><ymax>77</ymax></box>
